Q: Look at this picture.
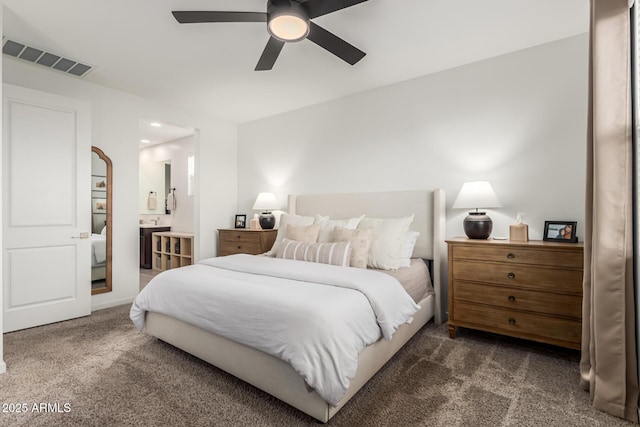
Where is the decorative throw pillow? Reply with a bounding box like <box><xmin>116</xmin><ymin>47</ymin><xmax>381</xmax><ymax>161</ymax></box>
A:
<box><xmin>285</xmin><ymin>224</ymin><xmax>320</xmax><ymax>243</ymax></box>
<box><xmin>266</xmin><ymin>213</ymin><xmax>315</xmax><ymax>256</ymax></box>
<box><xmin>332</xmin><ymin>226</ymin><xmax>374</xmax><ymax>269</ymax></box>
<box><xmin>276</xmin><ymin>238</ymin><xmax>352</xmax><ymax>267</ymax></box>
<box><xmin>357</xmin><ymin>215</ymin><xmax>415</xmax><ymax>270</ymax></box>
<box><xmin>314</xmin><ymin>214</ymin><xmax>365</xmax><ymax>243</ymax></box>
<box><xmin>399</xmin><ymin>231</ymin><xmax>421</xmax><ymax>268</ymax></box>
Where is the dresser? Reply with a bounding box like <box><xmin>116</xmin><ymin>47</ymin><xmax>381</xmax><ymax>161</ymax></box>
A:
<box><xmin>446</xmin><ymin>237</ymin><xmax>584</xmax><ymax>349</ymax></box>
<box><xmin>218</xmin><ymin>229</ymin><xmax>277</xmax><ymax>256</ymax></box>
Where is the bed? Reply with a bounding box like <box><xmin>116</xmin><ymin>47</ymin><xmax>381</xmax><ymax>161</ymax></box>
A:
<box><xmin>91</xmin><ymin>232</ymin><xmax>106</xmax><ymax>281</ymax></box>
<box><xmin>131</xmin><ymin>189</ymin><xmax>447</xmax><ymax>422</ymax></box>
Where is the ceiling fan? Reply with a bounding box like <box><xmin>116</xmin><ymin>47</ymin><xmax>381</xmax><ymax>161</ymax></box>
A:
<box><xmin>172</xmin><ymin>0</ymin><xmax>369</xmax><ymax>71</ymax></box>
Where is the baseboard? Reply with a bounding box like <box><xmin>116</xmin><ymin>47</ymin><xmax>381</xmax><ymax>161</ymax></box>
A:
<box><xmin>91</xmin><ymin>295</ymin><xmax>136</xmax><ymax>312</ymax></box>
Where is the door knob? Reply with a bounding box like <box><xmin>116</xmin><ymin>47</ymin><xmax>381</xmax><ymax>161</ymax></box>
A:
<box><xmin>71</xmin><ymin>232</ymin><xmax>89</xmax><ymax>239</ymax></box>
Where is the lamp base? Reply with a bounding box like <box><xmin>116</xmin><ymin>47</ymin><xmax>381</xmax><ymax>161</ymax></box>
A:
<box><xmin>463</xmin><ymin>212</ymin><xmax>493</xmax><ymax>239</ymax></box>
<box><xmin>259</xmin><ymin>212</ymin><xmax>276</xmax><ymax>230</ymax></box>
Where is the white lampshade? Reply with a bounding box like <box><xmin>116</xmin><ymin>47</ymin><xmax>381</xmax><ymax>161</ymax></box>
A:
<box><xmin>452</xmin><ymin>181</ymin><xmax>502</xmax><ymax>210</ymax></box>
<box><xmin>252</xmin><ymin>192</ymin><xmax>279</xmax><ymax>212</ymax></box>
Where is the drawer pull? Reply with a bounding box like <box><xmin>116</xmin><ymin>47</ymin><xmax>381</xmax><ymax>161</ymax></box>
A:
<box><xmin>507</xmin><ymin>253</ymin><xmax>515</xmax><ymax>259</ymax></box>
<box><xmin>508</xmin><ymin>318</ymin><xmax>516</xmax><ymax>325</ymax></box>
<box><xmin>507</xmin><ymin>272</ymin><xmax>515</xmax><ymax>279</ymax></box>
<box><xmin>508</xmin><ymin>295</ymin><xmax>516</xmax><ymax>302</ymax></box>
<box><xmin>237</xmin><ymin>245</ymin><xmax>242</xmax><ymax>249</ymax></box>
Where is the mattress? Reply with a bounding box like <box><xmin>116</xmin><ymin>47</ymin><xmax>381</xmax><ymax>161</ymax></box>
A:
<box><xmin>379</xmin><ymin>258</ymin><xmax>433</xmax><ymax>303</ymax></box>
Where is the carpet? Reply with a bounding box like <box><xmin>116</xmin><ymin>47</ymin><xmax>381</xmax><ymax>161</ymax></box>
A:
<box><xmin>0</xmin><ymin>304</ymin><xmax>632</xmax><ymax>426</ymax></box>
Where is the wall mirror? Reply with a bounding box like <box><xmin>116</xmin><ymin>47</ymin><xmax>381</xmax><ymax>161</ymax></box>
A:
<box><xmin>91</xmin><ymin>146</ymin><xmax>112</xmax><ymax>295</ymax></box>
<box><xmin>139</xmin><ymin>160</ymin><xmax>171</xmax><ymax>214</ymax></box>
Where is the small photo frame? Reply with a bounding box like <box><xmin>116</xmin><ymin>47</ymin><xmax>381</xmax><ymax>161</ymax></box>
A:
<box><xmin>91</xmin><ymin>175</ymin><xmax>107</xmax><ymax>192</ymax></box>
<box><xmin>543</xmin><ymin>221</ymin><xmax>578</xmax><ymax>243</ymax></box>
<box><xmin>235</xmin><ymin>214</ymin><xmax>247</xmax><ymax>229</ymax></box>
<box><xmin>93</xmin><ymin>198</ymin><xmax>107</xmax><ymax>213</ymax></box>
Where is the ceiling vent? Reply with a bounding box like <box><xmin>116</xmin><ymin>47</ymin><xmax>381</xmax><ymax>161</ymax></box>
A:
<box><xmin>2</xmin><ymin>37</ymin><xmax>93</xmax><ymax>78</ymax></box>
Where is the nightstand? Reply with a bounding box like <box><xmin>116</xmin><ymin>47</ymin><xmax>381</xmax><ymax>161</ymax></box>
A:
<box><xmin>446</xmin><ymin>237</ymin><xmax>584</xmax><ymax>349</ymax></box>
<box><xmin>218</xmin><ymin>229</ymin><xmax>277</xmax><ymax>256</ymax></box>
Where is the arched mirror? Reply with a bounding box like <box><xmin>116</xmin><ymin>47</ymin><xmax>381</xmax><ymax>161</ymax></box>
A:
<box><xmin>91</xmin><ymin>146</ymin><xmax>112</xmax><ymax>295</ymax></box>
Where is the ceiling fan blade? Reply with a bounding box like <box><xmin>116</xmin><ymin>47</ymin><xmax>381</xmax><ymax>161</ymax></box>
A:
<box><xmin>306</xmin><ymin>22</ymin><xmax>365</xmax><ymax>65</ymax></box>
<box><xmin>300</xmin><ymin>0</ymin><xmax>369</xmax><ymax>19</ymax></box>
<box><xmin>255</xmin><ymin>37</ymin><xmax>285</xmax><ymax>71</ymax></box>
<box><xmin>172</xmin><ymin>11</ymin><xmax>267</xmax><ymax>23</ymax></box>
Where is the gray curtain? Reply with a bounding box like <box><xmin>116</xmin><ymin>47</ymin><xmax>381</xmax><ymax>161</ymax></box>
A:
<box><xmin>580</xmin><ymin>0</ymin><xmax>639</xmax><ymax>422</ymax></box>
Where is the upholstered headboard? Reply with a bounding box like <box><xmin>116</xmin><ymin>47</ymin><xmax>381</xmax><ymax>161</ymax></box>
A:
<box><xmin>288</xmin><ymin>189</ymin><xmax>447</xmax><ymax>325</ymax></box>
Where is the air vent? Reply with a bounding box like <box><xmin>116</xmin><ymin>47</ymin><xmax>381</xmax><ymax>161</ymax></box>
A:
<box><xmin>2</xmin><ymin>37</ymin><xmax>93</xmax><ymax>78</ymax></box>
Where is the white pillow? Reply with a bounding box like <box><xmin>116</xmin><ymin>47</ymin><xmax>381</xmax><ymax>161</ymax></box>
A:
<box><xmin>399</xmin><ymin>231</ymin><xmax>420</xmax><ymax>268</ymax></box>
<box><xmin>276</xmin><ymin>238</ymin><xmax>352</xmax><ymax>267</ymax></box>
<box><xmin>358</xmin><ymin>215</ymin><xmax>414</xmax><ymax>270</ymax></box>
<box><xmin>100</xmin><ymin>226</ymin><xmax>107</xmax><ymax>235</ymax></box>
<box><xmin>314</xmin><ymin>214</ymin><xmax>364</xmax><ymax>243</ymax></box>
<box><xmin>266</xmin><ymin>213</ymin><xmax>315</xmax><ymax>256</ymax></box>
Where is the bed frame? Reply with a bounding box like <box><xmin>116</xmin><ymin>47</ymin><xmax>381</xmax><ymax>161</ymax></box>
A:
<box><xmin>92</xmin><ymin>265</ymin><xmax>106</xmax><ymax>281</ymax></box>
<box><xmin>144</xmin><ymin>189</ymin><xmax>447</xmax><ymax>422</ymax></box>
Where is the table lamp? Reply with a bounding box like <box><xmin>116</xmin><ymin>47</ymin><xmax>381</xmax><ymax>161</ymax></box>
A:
<box><xmin>452</xmin><ymin>181</ymin><xmax>502</xmax><ymax>239</ymax></box>
<box><xmin>252</xmin><ymin>192</ymin><xmax>279</xmax><ymax>229</ymax></box>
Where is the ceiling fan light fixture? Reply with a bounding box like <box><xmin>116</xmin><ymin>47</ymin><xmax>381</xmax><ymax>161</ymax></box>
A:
<box><xmin>268</xmin><ymin>14</ymin><xmax>309</xmax><ymax>42</ymax></box>
<box><xmin>267</xmin><ymin>2</ymin><xmax>309</xmax><ymax>43</ymax></box>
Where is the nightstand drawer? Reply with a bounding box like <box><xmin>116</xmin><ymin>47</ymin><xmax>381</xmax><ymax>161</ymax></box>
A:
<box><xmin>452</xmin><ymin>260</ymin><xmax>582</xmax><ymax>293</ymax></box>
<box><xmin>219</xmin><ymin>242</ymin><xmax>261</xmax><ymax>256</ymax></box>
<box><xmin>452</xmin><ymin>245</ymin><xmax>583</xmax><ymax>269</ymax></box>
<box><xmin>454</xmin><ymin>301</ymin><xmax>581</xmax><ymax>345</ymax></box>
<box><xmin>453</xmin><ymin>281</ymin><xmax>582</xmax><ymax>319</ymax></box>
<box><xmin>219</xmin><ymin>230</ymin><xmax>262</xmax><ymax>244</ymax></box>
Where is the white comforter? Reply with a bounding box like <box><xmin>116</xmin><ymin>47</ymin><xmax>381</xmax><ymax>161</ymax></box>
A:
<box><xmin>91</xmin><ymin>233</ymin><xmax>106</xmax><ymax>266</ymax></box>
<box><xmin>130</xmin><ymin>254</ymin><xmax>420</xmax><ymax>406</ymax></box>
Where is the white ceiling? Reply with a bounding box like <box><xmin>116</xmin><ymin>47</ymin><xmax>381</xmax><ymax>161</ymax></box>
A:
<box><xmin>138</xmin><ymin>118</ymin><xmax>194</xmax><ymax>147</ymax></box>
<box><xmin>2</xmin><ymin>0</ymin><xmax>589</xmax><ymax>126</ymax></box>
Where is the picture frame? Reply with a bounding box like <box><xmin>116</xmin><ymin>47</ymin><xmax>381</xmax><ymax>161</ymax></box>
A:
<box><xmin>543</xmin><ymin>221</ymin><xmax>578</xmax><ymax>243</ymax></box>
<box><xmin>235</xmin><ymin>214</ymin><xmax>247</xmax><ymax>229</ymax></box>
<box><xmin>93</xmin><ymin>198</ymin><xmax>107</xmax><ymax>213</ymax></box>
<box><xmin>91</xmin><ymin>175</ymin><xmax>107</xmax><ymax>192</ymax></box>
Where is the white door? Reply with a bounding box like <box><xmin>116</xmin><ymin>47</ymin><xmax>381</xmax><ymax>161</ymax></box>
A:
<box><xmin>3</xmin><ymin>84</ymin><xmax>91</xmax><ymax>332</ymax></box>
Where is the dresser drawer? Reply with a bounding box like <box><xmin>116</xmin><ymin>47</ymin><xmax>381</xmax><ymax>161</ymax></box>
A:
<box><xmin>453</xmin><ymin>301</ymin><xmax>581</xmax><ymax>345</ymax></box>
<box><xmin>451</xmin><ymin>245</ymin><xmax>583</xmax><ymax>269</ymax></box>
<box><xmin>452</xmin><ymin>260</ymin><xmax>582</xmax><ymax>293</ymax></box>
<box><xmin>219</xmin><ymin>230</ymin><xmax>262</xmax><ymax>244</ymax></box>
<box><xmin>453</xmin><ymin>281</ymin><xmax>582</xmax><ymax>319</ymax></box>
